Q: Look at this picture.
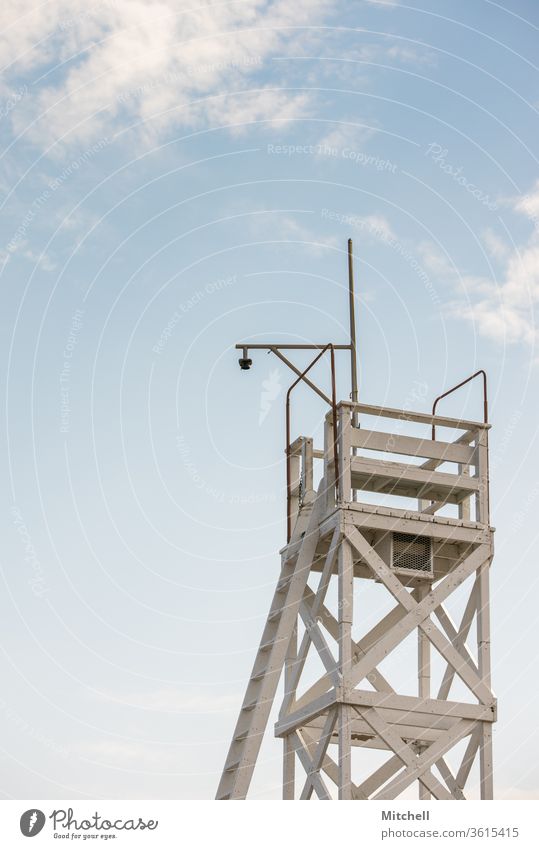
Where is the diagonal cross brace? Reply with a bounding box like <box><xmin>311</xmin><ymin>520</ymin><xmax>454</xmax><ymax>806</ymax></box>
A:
<box><xmin>299</xmin><ymin>709</ymin><xmax>338</xmax><ymax>799</ymax></box>
<box><xmin>345</xmin><ymin>528</ymin><xmax>493</xmax><ymax>703</ymax></box>
<box><xmin>359</xmin><ymin>706</ymin><xmax>475</xmax><ymax>800</ymax></box>
<box><xmin>280</xmin><ymin>524</ymin><xmax>341</xmax><ymax>716</ymax></box>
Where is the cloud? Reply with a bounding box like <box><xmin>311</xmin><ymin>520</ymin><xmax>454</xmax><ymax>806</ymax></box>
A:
<box><xmin>482</xmin><ymin>228</ymin><xmax>510</xmax><ymax>261</ymax></box>
<box><xmin>316</xmin><ymin>121</ymin><xmax>378</xmax><ymax>152</ymax></box>
<box><xmin>417</xmin><ymin>241</ymin><xmax>455</xmax><ymax>277</ymax></box>
<box><xmin>243</xmin><ymin>210</ymin><xmax>339</xmax><ymax>256</ymax></box>
<box><xmin>385</xmin><ymin>45</ymin><xmax>435</xmax><ymax>66</ymax></box>
<box><xmin>274</xmin><ymin>214</ymin><xmax>339</xmax><ymax>248</ymax></box>
<box><xmin>0</xmin><ymin>237</ymin><xmax>56</xmax><ymax>272</ymax></box>
<box><xmin>512</xmin><ymin>179</ymin><xmax>539</xmax><ymax>224</ymax></box>
<box><xmin>363</xmin><ymin>0</ymin><xmax>401</xmax><ymax>6</ymax></box>
<box><xmin>349</xmin><ymin>213</ymin><xmax>397</xmax><ymax>242</ymax></box>
<box><xmin>22</xmin><ymin>247</ymin><xmax>57</xmax><ymax>271</ymax></box>
<box><xmin>1</xmin><ymin>0</ymin><xmax>337</xmax><ymax>151</ymax></box>
<box><xmin>451</xmin><ymin>186</ymin><xmax>539</xmax><ymax>346</ymax></box>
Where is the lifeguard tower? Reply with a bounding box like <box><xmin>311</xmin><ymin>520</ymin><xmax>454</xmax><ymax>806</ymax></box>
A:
<box><xmin>216</xmin><ymin>241</ymin><xmax>495</xmax><ymax>800</ymax></box>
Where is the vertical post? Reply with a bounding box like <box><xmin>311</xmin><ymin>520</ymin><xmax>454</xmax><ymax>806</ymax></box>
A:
<box><xmin>477</xmin><ymin>558</ymin><xmax>493</xmax><ymax>799</ymax></box>
<box><xmin>289</xmin><ymin>449</ymin><xmax>301</xmax><ymax>539</ymax></box>
<box><xmin>475</xmin><ymin>426</ymin><xmax>493</xmax><ymax>797</ymax></box>
<box><xmin>458</xmin><ymin>463</ymin><xmax>471</xmax><ymax>521</ymax></box>
<box><xmin>338</xmin><ymin>536</ymin><xmax>354</xmax><ymax>799</ymax></box>
<box><xmin>417</xmin><ymin>582</ymin><xmax>431</xmax><ymax>800</ymax></box>
<box><xmin>348</xmin><ymin>238</ymin><xmax>359</xmax><ymax>412</ymax></box>
<box><xmin>283</xmin><ymin>619</ymin><xmax>297</xmax><ymax>799</ymax></box>
<box><xmin>324</xmin><ymin>413</ymin><xmax>336</xmax><ymax>513</ymax></box>
<box><xmin>301</xmin><ymin>437</ymin><xmax>314</xmax><ymax>498</ymax></box>
<box><xmin>475</xmin><ymin>428</ymin><xmax>489</xmax><ymax>525</ymax></box>
<box><xmin>338</xmin><ymin>406</ymin><xmax>352</xmax><ymax>504</ymax></box>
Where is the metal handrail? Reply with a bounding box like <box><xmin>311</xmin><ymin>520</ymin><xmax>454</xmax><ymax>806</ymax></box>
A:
<box><xmin>431</xmin><ymin>370</ymin><xmax>488</xmax><ymax>440</ymax></box>
<box><xmin>285</xmin><ymin>344</ymin><xmax>338</xmax><ymax>542</ymax></box>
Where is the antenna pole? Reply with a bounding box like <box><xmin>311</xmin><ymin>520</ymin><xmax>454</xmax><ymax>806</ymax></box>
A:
<box><xmin>347</xmin><ymin>238</ymin><xmax>359</xmax><ymax>419</ymax></box>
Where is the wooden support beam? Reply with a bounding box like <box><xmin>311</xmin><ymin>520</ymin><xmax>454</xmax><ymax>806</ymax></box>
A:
<box><xmin>358</xmin><ymin>707</ymin><xmax>455</xmax><ymax>800</ymax></box>
<box><xmin>435</xmin><ymin>587</ymin><xmax>479</xmax><ymax>700</ymax></box>
<box><xmin>292</xmin><ymin>732</ymin><xmax>332</xmax><ymax>800</ymax></box>
<box><xmin>456</xmin><ymin>729</ymin><xmax>480</xmax><ymax>790</ymax></box>
<box><xmin>346</xmin><ymin>690</ymin><xmax>494</xmax><ymax>722</ymax></box>
<box><xmin>280</xmin><ymin>526</ymin><xmax>341</xmax><ymax>716</ymax></box>
<box><xmin>346</xmin><ymin>528</ymin><xmax>493</xmax><ymax>703</ymax></box>
<box><xmin>299</xmin><ymin>709</ymin><xmax>337</xmax><ymax>800</ymax></box>
<box><xmin>276</xmin><ymin>690</ymin><xmax>338</xmax><ymax>738</ymax></box>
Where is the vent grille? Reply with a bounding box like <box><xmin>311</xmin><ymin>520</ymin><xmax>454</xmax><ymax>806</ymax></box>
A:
<box><xmin>392</xmin><ymin>532</ymin><xmax>432</xmax><ymax>573</ymax></box>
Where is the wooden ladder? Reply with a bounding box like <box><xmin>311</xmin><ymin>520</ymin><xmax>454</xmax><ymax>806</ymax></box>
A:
<box><xmin>216</xmin><ymin>482</ymin><xmax>325</xmax><ymax>799</ymax></box>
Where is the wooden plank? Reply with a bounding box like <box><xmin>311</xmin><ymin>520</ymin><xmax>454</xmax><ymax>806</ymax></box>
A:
<box><xmin>349</xmin><ymin>501</ymin><xmax>481</xmax><ymax>529</ymax></box>
<box><xmin>339</xmin><ymin>401</ymin><xmax>490</xmax><ymax>432</ymax></box>
<box><xmin>347</xmin><ymin>690</ymin><xmax>494</xmax><ymax>722</ymax></box>
<box><xmin>420</xmin><ymin>429</ymin><xmax>479</xmax><ymax>471</ymax></box>
<box><xmin>350</xmin><ymin>428</ymin><xmax>476</xmax><ymax>466</ymax></box>
<box><xmin>351</xmin><ymin>456</ymin><xmax>479</xmax><ymax>504</ymax></box>
<box><xmin>345</xmin><ymin>507</ymin><xmax>486</xmax><ymax>545</ymax></box>
<box><xmin>345</xmin><ymin>502</ymin><xmax>488</xmax><ymax>542</ymax></box>
<box><xmin>305</xmin><ymin>714</ymin><xmax>450</xmax><ymax>745</ymax></box>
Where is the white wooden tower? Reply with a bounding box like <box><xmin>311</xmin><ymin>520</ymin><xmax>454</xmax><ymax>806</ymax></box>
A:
<box><xmin>216</xmin><ymin>242</ymin><xmax>495</xmax><ymax>800</ymax></box>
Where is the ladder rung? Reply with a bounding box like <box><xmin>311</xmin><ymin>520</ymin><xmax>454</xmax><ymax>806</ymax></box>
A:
<box><xmin>277</xmin><ymin>577</ymin><xmax>291</xmax><ymax>592</ymax></box>
<box><xmin>268</xmin><ymin>607</ymin><xmax>283</xmax><ymax>622</ymax></box>
<box><xmin>251</xmin><ymin>666</ymin><xmax>268</xmax><ymax>681</ymax></box>
<box><xmin>243</xmin><ymin>700</ymin><xmax>257</xmax><ymax>711</ymax></box>
<box><xmin>224</xmin><ymin>760</ymin><xmax>240</xmax><ymax>772</ymax></box>
<box><xmin>234</xmin><ymin>727</ymin><xmax>251</xmax><ymax>741</ymax></box>
<box><xmin>260</xmin><ymin>639</ymin><xmax>274</xmax><ymax>652</ymax></box>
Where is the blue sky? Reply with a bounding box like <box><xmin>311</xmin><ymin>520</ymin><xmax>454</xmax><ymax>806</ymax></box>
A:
<box><xmin>0</xmin><ymin>0</ymin><xmax>538</xmax><ymax>800</ymax></box>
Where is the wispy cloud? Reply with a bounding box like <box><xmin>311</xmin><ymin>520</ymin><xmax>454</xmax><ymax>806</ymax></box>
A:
<box><xmin>450</xmin><ymin>184</ymin><xmax>539</xmax><ymax>346</ymax></box>
<box><xmin>316</xmin><ymin>121</ymin><xmax>378</xmax><ymax>152</ymax></box>
<box><xmin>2</xmin><ymin>0</ymin><xmax>338</xmax><ymax>151</ymax></box>
<box><xmin>482</xmin><ymin>227</ymin><xmax>510</xmax><ymax>261</ymax></box>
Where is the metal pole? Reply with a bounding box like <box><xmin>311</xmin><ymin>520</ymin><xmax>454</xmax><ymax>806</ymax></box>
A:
<box><xmin>348</xmin><ymin>239</ymin><xmax>359</xmax><ymax>502</ymax></box>
<box><xmin>348</xmin><ymin>239</ymin><xmax>359</xmax><ymax>413</ymax></box>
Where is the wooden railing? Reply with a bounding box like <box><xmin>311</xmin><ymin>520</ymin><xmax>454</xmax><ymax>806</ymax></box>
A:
<box><xmin>325</xmin><ymin>402</ymin><xmax>490</xmax><ymax>525</ymax></box>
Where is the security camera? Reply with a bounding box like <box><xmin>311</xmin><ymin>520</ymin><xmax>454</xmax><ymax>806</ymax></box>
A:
<box><xmin>238</xmin><ymin>357</ymin><xmax>252</xmax><ymax>370</ymax></box>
